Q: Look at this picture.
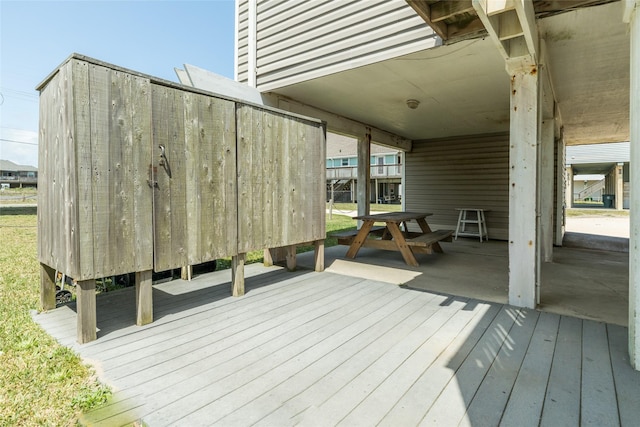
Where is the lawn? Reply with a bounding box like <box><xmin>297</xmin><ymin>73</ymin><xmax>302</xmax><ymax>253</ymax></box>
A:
<box><xmin>327</xmin><ymin>201</ymin><xmax>402</xmax><ymax>213</ymax></box>
<box><xmin>0</xmin><ymin>205</ymin><xmax>358</xmax><ymax>425</ymax></box>
<box><xmin>0</xmin><ymin>206</ymin><xmax>110</xmax><ymax>426</ymax></box>
<box><xmin>566</xmin><ymin>208</ymin><xmax>630</xmax><ymax>217</ymax></box>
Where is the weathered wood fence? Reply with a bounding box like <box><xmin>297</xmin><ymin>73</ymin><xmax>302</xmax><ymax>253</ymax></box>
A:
<box><xmin>37</xmin><ymin>54</ymin><xmax>326</xmax><ymax>343</ymax></box>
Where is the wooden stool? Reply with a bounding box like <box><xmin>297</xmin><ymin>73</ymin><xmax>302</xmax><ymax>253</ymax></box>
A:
<box><xmin>454</xmin><ymin>208</ymin><xmax>489</xmax><ymax>242</ymax></box>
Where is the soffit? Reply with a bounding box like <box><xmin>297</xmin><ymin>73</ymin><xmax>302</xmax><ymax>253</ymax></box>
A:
<box><xmin>268</xmin><ymin>1</ymin><xmax>629</xmax><ymax>146</ymax></box>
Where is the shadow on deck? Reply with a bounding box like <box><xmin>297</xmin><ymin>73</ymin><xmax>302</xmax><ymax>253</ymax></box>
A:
<box><xmin>31</xmin><ymin>238</ymin><xmax>637</xmax><ymax>426</ymax></box>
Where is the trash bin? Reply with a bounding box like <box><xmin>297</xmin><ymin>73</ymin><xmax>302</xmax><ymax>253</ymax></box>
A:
<box><xmin>603</xmin><ymin>194</ymin><xmax>615</xmax><ymax>208</ymax></box>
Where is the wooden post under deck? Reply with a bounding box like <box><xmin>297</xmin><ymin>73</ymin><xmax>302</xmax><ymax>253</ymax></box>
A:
<box><xmin>181</xmin><ymin>266</ymin><xmax>193</xmax><ymax>281</ymax></box>
<box><xmin>285</xmin><ymin>245</ymin><xmax>296</xmax><ymax>271</ymax></box>
<box><xmin>232</xmin><ymin>253</ymin><xmax>246</xmax><ymax>296</ymax></box>
<box><xmin>136</xmin><ymin>270</ymin><xmax>153</xmax><ymax>326</ymax></box>
<box><xmin>40</xmin><ymin>263</ymin><xmax>56</xmax><ymax>311</ymax></box>
<box><xmin>76</xmin><ymin>279</ymin><xmax>96</xmax><ymax>344</ymax></box>
<box><xmin>314</xmin><ymin>239</ymin><xmax>325</xmax><ymax>272</ymax></box>
<box><xmin>264</xmin><ymin>247</ymin><xmax>287</xmax><ymax>267</ymax></box>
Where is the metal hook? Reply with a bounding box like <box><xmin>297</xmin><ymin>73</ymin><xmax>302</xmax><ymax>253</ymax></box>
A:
<box><xmin>158</xmin><ymin>144</ymin><xmax>172</xmax><ymax>178</ymax></box>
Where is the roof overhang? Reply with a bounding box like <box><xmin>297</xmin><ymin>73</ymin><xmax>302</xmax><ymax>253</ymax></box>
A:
<box><xmin>265</xmin><ymin>0</ymin><xmax>629</xmax><ymax>146</ymax></box>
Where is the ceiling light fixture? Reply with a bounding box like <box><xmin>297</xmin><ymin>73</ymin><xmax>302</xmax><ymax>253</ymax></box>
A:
<box><xmin>406</xmin><ymin>99</ymin><xmax>420</xmax><ymax>109</ymax></box>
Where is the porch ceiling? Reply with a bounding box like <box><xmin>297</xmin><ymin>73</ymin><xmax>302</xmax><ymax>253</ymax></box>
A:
<box><xmin>268</xmin><ymin>1</ymin><xmax>629</xmax><ymax>146</ymax></box>
<box><xmin>571</xmin><ymin>162</ymin><xmax>617</xmax><ymax>175</ymax></box>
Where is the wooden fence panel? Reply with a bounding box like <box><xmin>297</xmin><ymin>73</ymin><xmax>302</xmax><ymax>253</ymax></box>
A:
<box><xmin>153</xmin><ymin>86</ymin><xmax>237</xmax><ymax>271</ymax></box>
<box><xmin>74</xmin><ymin>59</ymin><xmax>94</xmax><ymax>279</ymax></box>
<box><xmin>237</xmin><ymin>105</ymin><xmax>326</xmax><ymax>252</ymax></box>
<box><xmin>38</xmin><ymin>60</ymin><xmax>78</xmax><ymax>276</ymax></box>
<box><xmin>39</xmin><ymin>55</ymin><xmax>323</xmax><ymax>281</ymax></box>
<box><xmin>38</xmin><ymin>59</ymin><xmax>153</xmax><ymax>280</ymax></box>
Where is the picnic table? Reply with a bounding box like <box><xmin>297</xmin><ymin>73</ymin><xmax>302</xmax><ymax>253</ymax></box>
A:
<box><xmin>334</xmin><ymin>211</ymin><xmax>453</xmax><ymax>267</ymax></box>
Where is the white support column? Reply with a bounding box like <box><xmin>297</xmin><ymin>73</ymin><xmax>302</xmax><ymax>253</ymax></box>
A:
<box><xmin>555</xmin><ymin>136</ymin><xmax>566</xmax><ymax>246</ymax></box>
<box><xmin>356</xmin><ymin>129</ymin><xmax>371</xmax><ymax>226</ymax></box>
<box><xmin>538</xmin><ymin>39</ymin><xmax>556</xmax><ymax>261</ymax></box>
<box><xmin>565</xmin><ymin>165</ymin><xmax>573</xmax><ymax>209</ymax></box>
<box><xmin>615</xmin><ymin>163</ymin><xmax>624</xmax><ymax>210</ymax></box>
<box><xmin>624</xmin><ymin>0</ymin><xmax>640</xmax><ymax>370</ymax></box>
<box><xmin>539</xmin><ymin>119</ymin><xmax>555</xmax><ymax>262</ymax></box>
<box><xmin>507</xmin><ymin>61</ymin><xmax>539</xmax><ymax>309</ymax></box>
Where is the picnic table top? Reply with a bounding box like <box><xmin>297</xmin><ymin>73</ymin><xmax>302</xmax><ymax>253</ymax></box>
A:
<box><xmin>353</xmin><ymin>211</ymin><xmax>433</xmax><ymax>223</ymax></box>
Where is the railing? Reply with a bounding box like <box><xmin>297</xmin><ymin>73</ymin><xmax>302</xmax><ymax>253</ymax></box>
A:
<box><xmin>0</xmin><ymin>176</ymin><xmax>38</xmax><ymax>184</ymax></box>
<box><xmin>575</xmin><ymin>179</ymin><xmax>604</xmax><ymax>202</ymax></box>
<box><xmin>326</xmin><ymin>163</ymin><xmax>402</xmax><ymax>180</ymax></box>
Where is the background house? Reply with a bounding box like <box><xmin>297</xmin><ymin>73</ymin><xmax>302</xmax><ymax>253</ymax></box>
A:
<box><xmin>566</xmin><ymin>141</ymin><xmax>630</xmax><ymax>209</ymax></box>
<box><xmin>326</xmin><ymin>133</ymin><xmax>402</xmax><ymax>204</ymax></box>
<box><xmin>0</xmin><ymin>159</ymin><xmax>38</xmax><ymax>189</ymax></box>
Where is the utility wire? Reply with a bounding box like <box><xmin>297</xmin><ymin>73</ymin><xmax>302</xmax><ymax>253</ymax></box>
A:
<box><xmin>0</xmin><ymin>138</ymin><xmax>38</xmax><ymax>146</ymax></box>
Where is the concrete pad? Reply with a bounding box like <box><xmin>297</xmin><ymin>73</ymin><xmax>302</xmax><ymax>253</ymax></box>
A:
<box><xmin>297</xmin><ymin>236</ymin><xmax>629</xmax><ymax>326</ymax></box>
<box><xmin>325</xmin><ymin>259</ymin><xmax>422</xmax><ymax>284</ymax></box>
<box><xmin>563</xmin><ymin>232</ymin><xmax>629</xmax><ymax>253</ymax></box>
<box><xmin>565</xmin><ymin>215</ymin><xmax>630</xmax><ymax>238</ymax></box>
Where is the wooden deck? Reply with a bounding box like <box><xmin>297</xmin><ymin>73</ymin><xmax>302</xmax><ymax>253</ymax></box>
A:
<box><xmin>33</xmin><ymin>264</ymin><xmax>640</xmax><ymax>426</ymax></box>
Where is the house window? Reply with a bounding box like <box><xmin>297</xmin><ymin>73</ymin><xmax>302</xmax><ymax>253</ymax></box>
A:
<box><xmin>341</xmin><ymin>158</ymin><xmax>349</xmax><ymax>166</ymax></box>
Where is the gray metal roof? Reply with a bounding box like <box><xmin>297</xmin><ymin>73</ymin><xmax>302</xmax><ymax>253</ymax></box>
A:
<box><xmin>0</xmin><ymin>159</ymin><xmax>38</xmax><ymax>172</ymax></box>
<box><xmin>566</xmin><ymin>142</ymin><xmax>629</xmax><ymax>165</ymax></box>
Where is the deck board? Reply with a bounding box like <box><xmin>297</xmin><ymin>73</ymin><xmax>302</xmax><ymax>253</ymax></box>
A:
<box><xmin>608</xmin><ymin>324</ymin><xmax>640</xmax><ymax>426</ymax></box>
<box><xmin>157</xmin><ymin>285</ymin><xmax>414</xmax><ymax>426</ymax></box>
<box><xmin>540</xmin><ymin>315</ymin><xmax>582</xmax><ymax>427</ymax></box>
<box><xmin>499</xmin><ymin>312</ymin><xmax>560</xmax><ymax>426</ymax></box>
<box><xmin>30</xmin><ymin>263</ymin><xmax>640</xmax><ymax>427</ymax></box>
<box><xmin>458</xmin><ymin>308</ymin><xmax>539</xmax><ymax>427</ymax></box>
<box><xmin>378</xmin><ymin>302</ymin><xmax>501</xmax><ymax>426</ymax></box>
<box><xmin>581</xmin><ymin>320</ymin><xmax>620</xmax><ymax>426</ymax></box>
<box><xmin>420</xmin><ymin>306</ymin><xmax>523</xmax><ymax>426</ymax></box>
<box><xmin>223</xmin><ymin>288</ymin><xmax>444</xmax><ymax>426</ymax></box>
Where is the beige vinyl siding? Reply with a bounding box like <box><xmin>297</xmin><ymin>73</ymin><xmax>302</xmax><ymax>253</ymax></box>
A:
<box><xmin>405</xmin><ymin>134</ymin><xmax>509</xmax><ymax>240</ymax></box>
<box><xmin>235</xmin><ymin>0</ymin><xmax>438</xmax><ymax>90</ymax></box>
<box><xmin>236</xmin><ymin>0</ymin><xmax>249</xmax><ymax>82</ymax></box>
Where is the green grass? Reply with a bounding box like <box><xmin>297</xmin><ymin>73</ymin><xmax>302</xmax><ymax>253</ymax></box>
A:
<box><xmin>566</xmin><ymin>208</ymin><xmax>629</xmax><ymax>217</ymax></box>
<box><xmin>0</xmin><ymin>187</ymin><xmax>38</xmax><ymax>204</ymax></box>
<box><xmin>327</xmin><ymin>202</ymin><xmax>402</xmax><ymax>213</ymax></box>
<box><xmin>0</xmin><ymin>207</ymin><xmax>111</xmax><ymax>426</ymax></box>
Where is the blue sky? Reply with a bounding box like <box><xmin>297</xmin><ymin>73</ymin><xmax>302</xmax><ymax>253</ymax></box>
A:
<box><xmin>0</xmin><ymin>0</ymin><xmax>236</xmax><ymax>167</ymax></box>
